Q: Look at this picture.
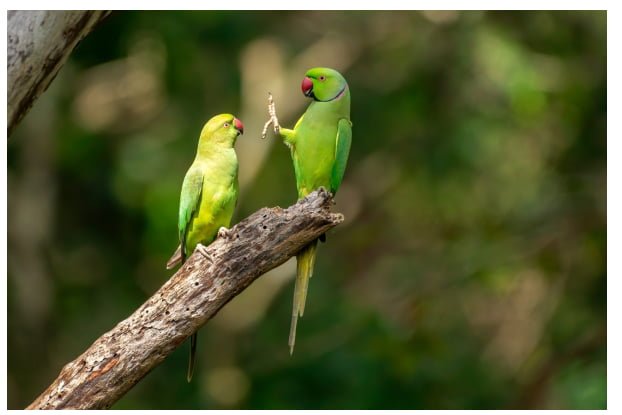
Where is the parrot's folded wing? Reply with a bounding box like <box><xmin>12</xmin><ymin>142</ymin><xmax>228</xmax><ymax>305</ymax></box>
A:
<box><xmin>178</xmin><ymin>168</ymin><xmax>204</xmax><ymax>261</ymax></box>
<box><xmin>330</xmin><ymin>118</ymin><xmax>352</xmax><ymax>194</ymax></box>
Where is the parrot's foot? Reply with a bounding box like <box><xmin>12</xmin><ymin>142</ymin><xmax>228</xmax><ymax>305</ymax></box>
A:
<box><xmin>217</xmin><ymin>226</ymin><xmax>233</xmax><ymax>240</ymax></box>
<box><xmin>195</xmin><ymin>243</ymin><xmax>213</xmax><ymax>264</ymax></box>
<box><xmin>261</xmin><ymin>92</ymin><xmax>280</xmax><ymax>139</ymax></box>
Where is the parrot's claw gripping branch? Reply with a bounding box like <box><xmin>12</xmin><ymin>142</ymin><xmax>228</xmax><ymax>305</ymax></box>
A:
<box><xmin>195</xmin><ymin>243</ymin><xmax>213</xmax><ymax>264</ymax></box>
<box><xmin>217</xmin><ymin>226</ymin><xmax>233</xmax><ymax>240</ymax></box>
<box><xmin>27</xmin><ymin>189</ymin><xmax>343</xmax><ymax>410</ymax></box>
<box><xmin>261</xmin><ymin>92</ymin><xmax>281</xmax><ymax>139</ymax></box>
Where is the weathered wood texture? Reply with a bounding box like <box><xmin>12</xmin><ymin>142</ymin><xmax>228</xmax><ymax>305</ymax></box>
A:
<box><xmin>8</xmin><ymin>10</ymin><xmax>110</xmax><ymax>136</ymax></box>
<box><xmin>27</xmin><ymin>189</ymin><xmax>343</xmax><ymax>410</ymax></box>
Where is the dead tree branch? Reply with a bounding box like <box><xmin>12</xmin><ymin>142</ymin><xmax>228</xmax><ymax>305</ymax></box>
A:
<box><xmin>8</xmin><ymin>10</ymin><xmax>110</xmax><ymax>136</ymax></box>
<box><xmin>27</xmin><ymin>189</ymin><xmax>343</xmax><ymax>410</ymax></box>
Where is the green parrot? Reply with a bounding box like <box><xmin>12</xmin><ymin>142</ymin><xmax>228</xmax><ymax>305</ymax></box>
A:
<box><xmin>166</xmin><ymin>113</ymin><xmax>244</xmax><ymax>381</ymax></box>
<box><xmin>270</xmin><ymin>67</ymin><xmax>352</xmax><ymax>354</ymax></box>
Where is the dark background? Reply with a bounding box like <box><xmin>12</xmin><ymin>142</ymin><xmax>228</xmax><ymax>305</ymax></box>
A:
<box><xmin>8</xmin><ymin>11</ymin><xmax>606</xmax><ymax>409</ymax></box>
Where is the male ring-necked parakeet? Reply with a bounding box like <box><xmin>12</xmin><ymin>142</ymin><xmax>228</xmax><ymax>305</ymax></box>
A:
<box><xmin>271</xmin><ymin>67</ymin><xmax>352</xmax><ymax>354</ymax></box>
<box><xmin>166</xmin><ymin>113</ymin><xmax>244</xmax><ymax>381</ymax></box>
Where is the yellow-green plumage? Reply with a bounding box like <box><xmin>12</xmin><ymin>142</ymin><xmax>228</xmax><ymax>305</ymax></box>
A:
<box><xmin>278</xmin><ymin>67</ymin><xmax>352</xmax><ymax>354</ymax></box>
<box><xmin>167</xmin><ymin>113</ymin><xmax>243</xmax><ymax>381</ymax></box>
<box><xmin>179</xmin><ymin>153</ymin><xmax>239</xmax><ymax>259</ymax></box>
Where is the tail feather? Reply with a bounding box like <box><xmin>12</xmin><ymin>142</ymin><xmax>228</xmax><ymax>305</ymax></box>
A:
<box><xmin>166</xmin><ymin>245</ymin><xmax>183</xmax><ymax>269</ymax></box>
<box><xmin>168</xmin><ymin>244</ymin><xmax>197</xmax><ymax>382</ymax></box>
<box><xmin>289</xmin><ymin>240</ymin><xmax>318</xmax><ymax>355</ymax></box>
<box><xmin>187</xmin><ymin>332</ymin><xmax>198</xmax><ymax>382</ymax></box>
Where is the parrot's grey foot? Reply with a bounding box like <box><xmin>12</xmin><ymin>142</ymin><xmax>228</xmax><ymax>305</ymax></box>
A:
<box><xmin>317</xmin><ymin>187</ymin><xmax>336</xmax><ymax>204</ymax></box>
<box><xmin>195</xmin><ymin>243</ymin><xmax>213</xmax><ymax>264</ymax></box>
<box><xmin>217</xmin><ymin>226</ymin><xmax>232</xmax><ymax>240</ymax></box>
<box><xmin>261</xmin><ymin>92</ymin><xmax>280</xmax><ymax>139</ymax></box>
<box><xmin>268</xmin><ymin>92</ymin><xmax>281</xmax><ymax>133</ymax></box>
<box><xmin>261</xmin><ymin>118</ymin><xmax>271</xmax><ymax>140</ymax></box>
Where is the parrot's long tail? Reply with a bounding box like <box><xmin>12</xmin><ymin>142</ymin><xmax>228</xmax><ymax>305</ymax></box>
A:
<box><xmin>289</xmin><ymin>239</ymin><xmax>318</xmax><ymax>355</ymax></box>
<box><xmin>187</xmin><ymin>332</ymin><xmax>198</xmax><ymax>382</ymax></box>
<box><xmin>168</xmin><ymin>246</ymin><xmax>196</xmax><ymax>381</ymax></box>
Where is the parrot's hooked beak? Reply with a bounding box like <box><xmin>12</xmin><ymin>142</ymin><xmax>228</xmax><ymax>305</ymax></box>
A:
<box><xmin>301</xmin><ymin>76</ymin><xmax>314</xmax><ymax>98</ymax></box>
<box><xmin>233</xmin><ymin>118</ymin><xmax>244</xmax><ymax>135</ymax></box>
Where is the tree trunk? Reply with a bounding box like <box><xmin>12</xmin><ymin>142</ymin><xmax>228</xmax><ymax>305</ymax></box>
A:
<box><xmin>26</xmin><ymin>189</ymin><xmax>343</xmax><ymax>410</ymax></box>
<box><xmin>7</xmin><ymin>10</ymin><xmax>110</xmax><ymax>136</ymax></box>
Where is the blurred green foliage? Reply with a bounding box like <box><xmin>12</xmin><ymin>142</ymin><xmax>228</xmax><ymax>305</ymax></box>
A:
<box><xmin>8</xmin><ymin>11</ymin><xmax>605</xmax><ymax>409</ymax></box>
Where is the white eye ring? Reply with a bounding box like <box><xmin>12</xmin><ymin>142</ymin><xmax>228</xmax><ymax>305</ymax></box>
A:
<box><xmin>319</xmin><ymin>76</ymin><xmax>326</xmax><ymax>81</ymax></box>
<box><xmin>223</xmin><ymin>122</ymin><xmax>230</xmax><ymax>127</ymax></box>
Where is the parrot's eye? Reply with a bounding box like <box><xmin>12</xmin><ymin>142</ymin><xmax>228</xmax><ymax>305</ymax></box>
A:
<box><xmin>223</xmin><ymin>122</ymin><xmax>230</xmax><ymax>128</ymax></box>
<box><xmin>319</xmin><ymin>76</ymin><xmax>326</xmax><ymax>81</ymax></box>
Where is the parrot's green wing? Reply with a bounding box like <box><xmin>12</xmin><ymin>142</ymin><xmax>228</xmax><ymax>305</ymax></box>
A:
<box><xmin>178</xmin><ymin>167</ymin><xmax>204</xmax><ymax>259</ymax></box>
<box><xmin>330</xmin><ymin>118</ymin><xmax>352</xmax><ymax>194</ymax></box>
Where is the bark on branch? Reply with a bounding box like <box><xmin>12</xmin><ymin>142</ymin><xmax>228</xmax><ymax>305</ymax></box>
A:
<box><xmin>27</xmin><ymin>189</ymin><xmax>343</xmax><ymax>410</ymax></box>
<box><xmin>8</xmin><ymin>10</ymin><xmax>110</xmax><ymax>136</ymax></box>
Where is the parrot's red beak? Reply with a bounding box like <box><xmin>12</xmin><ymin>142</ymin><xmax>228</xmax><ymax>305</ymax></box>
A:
<box><xmin>301</xmin><ymin>76</ymin><xmax>314</xmax><ymax>97</ymax></box>
<box><xmin>233</xmin><ymin>118</ymin><xmax>244</xmax><ymax>135</ymax></box>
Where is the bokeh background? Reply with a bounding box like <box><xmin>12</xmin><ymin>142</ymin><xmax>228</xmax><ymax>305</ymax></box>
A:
<box><xmin>7</xmin><ymin>11</ymin><xmax>606</xmax><ymax>409</ymax></box>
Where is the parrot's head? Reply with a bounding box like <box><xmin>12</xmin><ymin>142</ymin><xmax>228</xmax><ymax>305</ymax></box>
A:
<box><xmin>301</xmin><ymin>67</ymin><xmax>348</xmax><ymax>102</ymax></box>
<box><xmin>200</xmin><ymin>113</ymin><xmax>244</xmax><ymax>147</ymax></box>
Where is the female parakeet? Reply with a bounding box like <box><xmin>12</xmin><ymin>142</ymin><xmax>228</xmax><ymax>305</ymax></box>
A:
<box><xmin>166</xmin><ymin>113</ymin><xmax>244</xmax><ymax>381</ymax></box>
<box><xmin>266</xmin><ymin>67</ymin><xmax>352</xmax><ymax>354</ymax></box>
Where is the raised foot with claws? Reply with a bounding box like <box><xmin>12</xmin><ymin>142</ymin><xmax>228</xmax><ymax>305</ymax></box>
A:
<box><xmin>261</xmin><ymin>92</ymin><xmax>281</xmax><ymax>139</ymax></box>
